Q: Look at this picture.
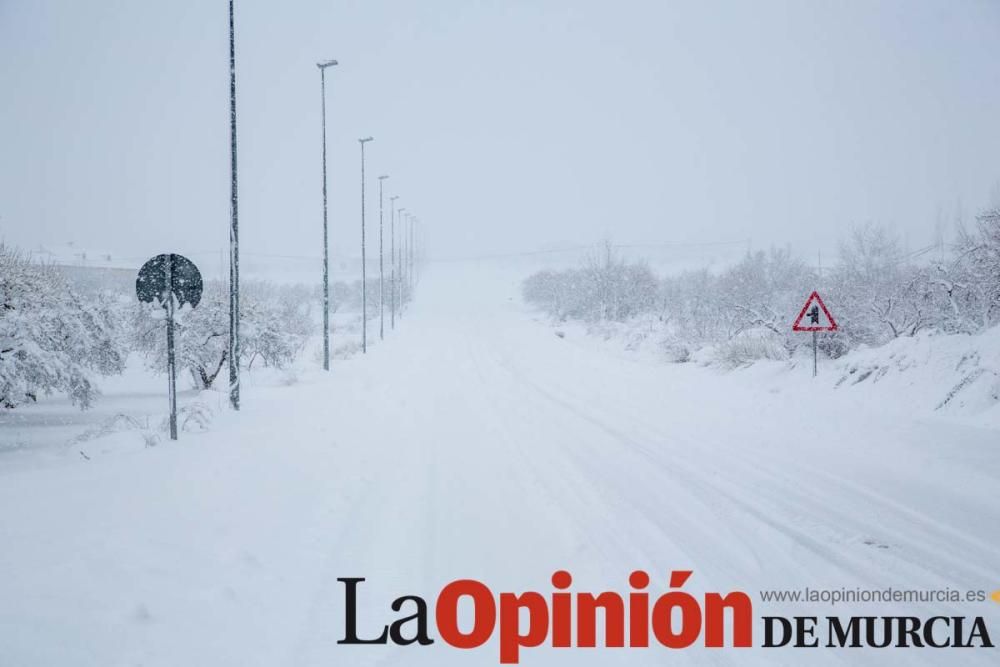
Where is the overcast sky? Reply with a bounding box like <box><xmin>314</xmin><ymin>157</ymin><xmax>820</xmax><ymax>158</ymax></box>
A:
<box><xmin>1</xmin><ymin>0</ymin><xmax>999</xmax><ymax>270</ymax></box>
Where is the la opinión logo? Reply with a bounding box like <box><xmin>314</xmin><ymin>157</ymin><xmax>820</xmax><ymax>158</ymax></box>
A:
<box><xmin>338</xmin><ymin>570</ymin><xmax>752</xmax><ymax>663</ymax></box>
<box><xmin>337</xmin><ymin>570</ymin><xmax>996</xmax><ymax>663</ymax></box>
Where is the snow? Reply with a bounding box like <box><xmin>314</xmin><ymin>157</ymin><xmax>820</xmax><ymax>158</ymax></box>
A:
<box><xmin>1</xmin><ymin>261</ymin><xmax>999</xmax><ymax>665</ymax></box>
<box><xmin>562</xmin><ymin>313</ymin><xmax>1000</xmax><ymax>430</ymax></box>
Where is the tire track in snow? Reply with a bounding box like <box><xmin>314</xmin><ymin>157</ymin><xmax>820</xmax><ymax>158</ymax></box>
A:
<box><xmin>460</xmin><ymin>320</ymin><xmax>734</xmax><ymax>667</ymax></box>
<box><xmin>489</xmin><ymin>327</ymin><xmax>998</xmax><ymax>608</ymax></box>
<box><xmin>519</xmin><ymin>363</ymin><xmax>998</xmax><ymax>591</ymax></box>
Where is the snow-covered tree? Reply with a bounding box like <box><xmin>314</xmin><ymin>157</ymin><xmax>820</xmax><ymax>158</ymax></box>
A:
<box><xmin>580</xmin><ymin>242</ymin><xmax>658</xmax><ymax>321</ymax></box>
<box><xmin>931</xmin><ymin>207</ymin><xmax>1000</xmax><ymax>332</ymax></box>
<box><xmin>523</xmin><ymin>243</ymin><xmax>657</xmax><ymax>323</ymax></box>
<box><xmin>716</xmin><ymin>247</ymin><xmax>813</xmax><ymax>340</ymax></box>
<box><xmin>660</xmin><ymin>268</ymin><xmax>721</xmax><ymax>344</ymax></box>
<box><xmin>829</xmin><ymin>224</ymin><xmax>935</xmax><ymax>345</ymax></box>
<box><xmin>240</xmin><ymin>281</ymin><xmax>313</xmax><ymax>369</ymax></box>
<box><xmin>0</xmin><ymin>245</ymin><xmax>127</xmax><ymax>409</ymax></box>
<box><xmin>523</xmin><ymin>209</ymin><xmax>1000</xmax><ymax>363</ymax></box>
<box><xmin>522</xmin><ymin>270</ymin><xmax>569</xmax><ymax>319</ymax></box>
<box><xmin>329</xmin><ymin>280</ymin><xmax>357</xmax><ymax>314</ymax></box>
<box><xmin>134</xmin><ymin>279</ymin><xmax>313</xmax><ymax>389</ymax></box>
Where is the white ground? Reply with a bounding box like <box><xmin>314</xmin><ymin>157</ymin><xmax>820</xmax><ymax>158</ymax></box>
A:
<box><xmin>1</xmin><ymin>262</ymin><xmax>998</xmax><ymax>666</ymax></box>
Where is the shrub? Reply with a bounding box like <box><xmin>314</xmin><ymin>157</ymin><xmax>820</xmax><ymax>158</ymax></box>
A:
<box><xmin>0</xmin><ymin>245</ymin><xmax>127</xmax><ymax>409</ymax></box>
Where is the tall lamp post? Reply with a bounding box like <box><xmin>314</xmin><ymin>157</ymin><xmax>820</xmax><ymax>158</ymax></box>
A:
<box><xmin>397</xmin><ymin>207</ymin><xmax>406</xmax><ymax>320</ymax></box>
<box><xmin>399</xmin><ymin>211</ymin><xmax>411</xmax><ymax>313</ymax></box>
<box><xmin>317</xmin><ymin>58</ymin><xmax>338</xmax><ymax>371</ymax></box>
<box><xmin>389</xmin><ymin>195</ymin><xmax>399</xmax><ymax>329</ymax></box>
<box><xmin>377</xmin><ymin>175</ymin><xmax>388</xmax><ymax>340</ymax></box>
<box><xmin>358</xmin><ymin>136</ymin><xmax>374</xmax><ymax>353</ymax></box>
<box><xmin>227</xmin><ymin>0</ymin><xmax>241</xmax><ymax>410</ymax></box>
<box><xmin>405</xmin><ymin>213</ymin><xmax>413</xmax><ymax>298</ymax></box>
<box><xmin>409</xmin><ymin>216</ymin><xmax>416</xmax><ymax>294</ymax></box>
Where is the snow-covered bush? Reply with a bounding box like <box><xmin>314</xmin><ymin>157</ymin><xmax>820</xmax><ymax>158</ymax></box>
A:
<box><xmin>656</xmin><ymin>249</ymin><xmax>812</xmax><ymax>352</ymax></box>
<box><xmin>313</xmin><ymin>278</ymin><xmax>376</xmax><ymax>317</ymax></box>
<box><xmin>579</xmin><ymin>243</ymin><xmax>658</xmax><ymax>321</ymax></box>
<box><xmin>332</xmin><ymin>340</ymin><xmax>363</xmax><ymax>359</ymax></box>
<box><xmin>523</xmin><ymin>243</ymin><xmax>657</xmax><ymax>322</ymax></box>
<box><xmin>522</xmin><ymin>270</ymin><xmax>566</xmax><ymax>319</ymax></box>
<box><xmin>133</xmin><ymin>281</ymin><xmax>228</xmax><ymax>389</ymax></box>
<box><xmin>660</xmin><ymin>268</ymin><xmax>722</xmax><ymax>343</ymax></box>
<box><xmin>827</xmin><ymin>224</ymin><xmax>935</xmax><ymax>346</ymax></box>
<box><xmin>321</xmin><ymin>278</ymin><xmax>393</xmax><ymax>323</ymax></box>
<box><xmin>930</xmin><ymin>207</ymin><xmax>1000</xmax><ymax>333</ymax></box>
<box><xmin>662</xmin><ymin>341</ymin><xmax>691</xmax><ymax>363</ymax></box>
<box><xmin>717</xmin><ymin>247</ymin><xmax>813</xmax><ymax>344</ymax></box>
<box><xmin>523</xmin><ymin>209</ymin><xmax>1000</xmax><ymax>366</ymax></box>
<box><xmin>713</xmin><ymin>327</ymin><xmax>790</xmax><ymax>367</ymax></box>
<box><xmin>362</xmin><ymin>277</ymin><xmax>382</xmax><ymax>321</ymax></box>
<box><xmin>241</xmin><ymin>281</ymin><xmax>314</xmax><ymax>370</ymax></box>
<box><xmin>0</xmin><ymin>245</ymin><xmax>127</xmax><ymax>409</ymax></box>
<box><xmin>133</xmin><ymin>279</ymin><xmax>313</xmax><ymax>389</ymax></box>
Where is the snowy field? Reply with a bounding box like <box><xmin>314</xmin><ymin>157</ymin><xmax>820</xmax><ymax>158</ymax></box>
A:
<box><xmin>1</xmin><ymin>261</ymin><xmax>998</xmax><ymax>666</ymax></box>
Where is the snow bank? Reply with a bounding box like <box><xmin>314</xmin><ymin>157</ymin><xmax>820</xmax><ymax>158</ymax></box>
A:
<box><xmin>549</xmin><ymin>316</ymin><xmax>1000</xmax><ymax>429</ymax></box>
<box><xmin>830</xmin><ymin>328</ymin><xmax>1000</xmax><ymax>428</ymax></box>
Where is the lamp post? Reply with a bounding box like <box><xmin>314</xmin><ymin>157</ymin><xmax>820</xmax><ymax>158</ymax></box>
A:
<box><xmin>227</xmin><ymin>0</ymin><xmax>240</xmax><ymax>410</ymax></box>
<box><xmin>403</xmin><ymin>213</ymin><xmax>410</xmax><ymax>297</ymax></box>
<box><xmin>377</xmin><ymin>175</ymin><xmax>388</xmax><ymax>341</ymax></box>
<box><xmin>358</xmin><ymin>136</ymin><xmax>374</xmax><ymax>353</ymax></box>
<box><xmin>389</xmin><ymin>195</ymin><xmax>398</xmax><ymax>329</ymax></box>
<box><xmin>404</xmin><ymin>213</ymin><xmax>412</xmax><ymax>297</ymax></box>
<box><xmin>409</xmin><ymin>216</ymin><xmax>416</xmax><ymax>294</ymax></box>
<box><xmin>397</xmin><ymin>207</ymin><xmax>406</xmax><ymax>319</ymax></box>
<box><xmin>317</xmin><ymin>58</ymin><xmax>338</xmax><ymax>370</ymax></box>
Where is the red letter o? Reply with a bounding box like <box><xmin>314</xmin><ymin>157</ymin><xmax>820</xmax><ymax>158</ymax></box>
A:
<box><xmin>436</xmin><ymin>579</ymin><xmax>497</xmax><ymax>649</ymax></box>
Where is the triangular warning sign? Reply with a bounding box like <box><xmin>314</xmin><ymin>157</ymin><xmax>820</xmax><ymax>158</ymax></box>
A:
<box><xmin>792</xmin><ymin>291</ymin><xmax>838</xmax><ymax>332</ymax></box>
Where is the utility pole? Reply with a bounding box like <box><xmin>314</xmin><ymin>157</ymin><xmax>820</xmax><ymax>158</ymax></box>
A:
<box><xmin>317</xmin><ymin>59</ymin><xmax>338</xmax><ymax>371</ymax></box>
<box><xmin>378</xmin><ymin>175</ymin><xmax>388</xmax><ymax>341</ymax></box>
<box><xmin>358</xmin><ymin>137</ymin><xmax>373</xmax><ymax>353</ymax></box>
<box><xmin>389</xmin><ymin>195</ymin><xmax>399</xmax><ymax>329</ymax></box>
<box><xmin>227</xmin><ymin>0</ymin><xmax>240</xmax><ymax>410</ymax></box>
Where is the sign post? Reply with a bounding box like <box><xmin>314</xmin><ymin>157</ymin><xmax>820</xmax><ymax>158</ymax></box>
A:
<box><xmin>137</xmin><ymin>254</ymin><xmax>203</xmax><ymax>440</ymax></box>
<box><xmin>813</xmin><ymin>329</ymin><xmax>817</xmax><ymax>377</ymax></box>
<box><xmin>792</xmin><ymin>291</ymin><xmax>838</xmax><ymax>378</ymax></box>
<box><xmin>165</xmin><ymin>258</ymin><xmax>177</xmax><ymax>438</ymax></box>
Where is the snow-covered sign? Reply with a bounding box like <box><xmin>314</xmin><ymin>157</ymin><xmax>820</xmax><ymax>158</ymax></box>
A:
<box><xmin>136</xmin><ymin>254</ymin><xmax>202</xmax><ymax>441</ymax></box>
<box><xmin>136</xmin><ymin>254</ymin><xmax>203</xmax><ymax>309</ymax></box>
<box><xmin>793</xmin><ymin>290</ymin><xmax>837</xmax><ymax>378</ymax></box>
<box><xmin>792</xmin><ymin>291</ymin><xmax>837</xmax><ymax>332</ymax></box>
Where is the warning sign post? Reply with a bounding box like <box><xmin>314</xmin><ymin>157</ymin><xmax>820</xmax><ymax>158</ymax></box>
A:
<box><xmin>792</xmin><ymin>291</ymin><xmax>838</xmax><ymax>377</ymax></box>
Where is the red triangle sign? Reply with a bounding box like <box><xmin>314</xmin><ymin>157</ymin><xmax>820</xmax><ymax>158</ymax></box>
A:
<box><xmin>792</xmin><ymin>291</ymin><xmax>838</xmax><ymax>332</ymax></box>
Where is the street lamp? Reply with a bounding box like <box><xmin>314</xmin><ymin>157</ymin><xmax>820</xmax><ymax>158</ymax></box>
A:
<box><xmin>389</xmin><ymin>195</ymin><xmax>399</xmax><ymax>329</ymax></box>
<box><xmin>317</xmin><ymin>58</ymin><xmax>338</xmax><ymax>371</ymax></box>
<box><xmin>409</xmin><ymin>215</ymin><xmax>416</xmax><ymax>294</ymax></box>
<box><xmin>404</xmin><ymin>212</ymin><xmax>413</xmax><ymax>299</ymax></box>
<box><xmin>358</xmin><ymin>136</ymin><xmax>374</xmax><ymax>353</ymax></box>
<box><xmin>397</xmin><ymin>207</ymin><xmax>406</xmax><ymax>320</ymax></box>
<box><xmin>228</xmin><ymin>0</ymin><xmax>241</xmax><ymax>410</ymax></box>
<box><xmin>378</xmin><ymin>174</ymin><xmax>389</xmax><ymax>341</ymax></box>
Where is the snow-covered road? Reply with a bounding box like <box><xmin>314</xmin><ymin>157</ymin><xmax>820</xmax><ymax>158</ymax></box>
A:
<box><xmin>1</xmin><ymin>262</ymin><xmax>998</xmax><ymax>666</ymax></box>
